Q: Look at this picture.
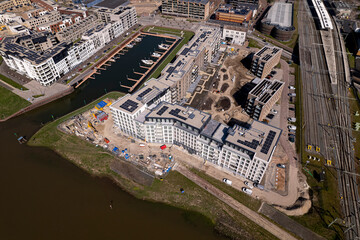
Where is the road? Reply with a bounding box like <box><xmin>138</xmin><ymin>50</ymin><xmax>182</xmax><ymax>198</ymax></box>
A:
<box><xmin>175</xmin><ymin>164</ymin><xmax>298</xmax><ymax>240</ymax></box>
<box><xmin>298</xmin><ymin>0</ymin><xmax>359</xmax><ymax>238</ymax></box>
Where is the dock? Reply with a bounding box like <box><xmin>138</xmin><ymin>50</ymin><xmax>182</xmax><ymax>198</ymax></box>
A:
<box><xmin>75</xmin><ymin>31</ymin><xmax>178</xmax><ymax>91</ymax></box>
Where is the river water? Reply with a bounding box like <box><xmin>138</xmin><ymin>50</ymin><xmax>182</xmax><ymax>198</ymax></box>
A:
<box><xmin>0</xmin><ymin>35</ymin><xmax>224</xmax><ymax>239</ymax></box>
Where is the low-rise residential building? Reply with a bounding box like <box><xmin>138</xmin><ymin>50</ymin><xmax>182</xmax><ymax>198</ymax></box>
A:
<box><xmin>0</xmin><ymin>0</ymin><xmax>15</xmax><ymax>12</ymax></box>
<box><xmin>24</xmin><ymin>10</ymin><xmax>62</xmax><ymax>29</ymax></box>
<box><xmin>245</xmin><ymin>78</ymin><xmax>284</xmax><ymax>120</ymax></box>
<box><xmin>250</xmin><ymin>46</ymin><xmax>282</xmax><ymax>79</ymax></box>
<box><xmin>0</xmin><ymin>0</ymin><xmax>31</xmax><ymax>12</ymax></box>
<box><xmin>31</xmin><ymin>0</ymin><xmax>58</xmax><ymax>11</ymax></box>
<box><xmin>222</xmin><ymin>25</ymin><xmax>247</xmax><ymax>45</ymax></box>
<box><xmin>162</xmin><ymin>0</ymin><xmax>211</xmax><ymax>20</ymax></box>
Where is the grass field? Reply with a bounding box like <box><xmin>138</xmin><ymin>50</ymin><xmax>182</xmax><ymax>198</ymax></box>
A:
<box><xmin>0</xmin><ymin>73</ymin><xmax>28</xmax><ymax>90</ymax></box>
<box><xmin>0</xmin><ymin>86</ymin><xmax>30</xmax><ymax>119</ymax></box>
<box><xmin>28</xmin><ymin>91</ymin><xmax>277</xmax><ymax>240</ymax></box>
<box><xmin>248</xmin><ymin>39</ymin><xmax>261</xmax><ymax>48</ymax></box>
<box><xmin>143</xmin><ymin>26</ymin><xmax>194</xmax><ymax>80</ymax></box>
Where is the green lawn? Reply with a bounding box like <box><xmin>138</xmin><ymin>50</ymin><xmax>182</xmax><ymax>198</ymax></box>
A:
<box><xmin>143</xmin><ymin>26</ymin><xmax>194</xmax><ymax>80</ymax></box>
<box><xmin>347</xmin><ymin>48</ymin><xmax>355</xmax><ymax>69</ymax></box>
<box><xmin>248</xmin><ymin>39</ymin><xmax>261</xmax><ymax>48</ymax></box>
<box><xmin>0</xmin><ymin>86</ymin><xmax>30</xmax><ymax>119</ymax></box>
<box><xmin>0</xmin><ymin>73</ymin><xmax>28</xmax><ymax>90</ymax></box>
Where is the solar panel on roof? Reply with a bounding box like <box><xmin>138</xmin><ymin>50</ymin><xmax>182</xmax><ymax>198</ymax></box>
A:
<box><xmin>156</xmin><ymin>106</ymin><xmax>169</xmax><ymax>116</ymax></box>
<box><xmin>138</xmin><ymin>88</ymin><xmax>152</xmax><ymax>98</ymax></box>
<box><xmin>119</xmin><ymin>99</ymin><xmax>138</xmax><ymax>113</ymax></box>
<box><xmin>260</xmin><ymin>130</ymin><xmax>276</xmax><ymax>154</ymax></box>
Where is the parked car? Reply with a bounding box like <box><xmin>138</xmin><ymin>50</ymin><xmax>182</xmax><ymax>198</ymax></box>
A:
<box><xmin>289</xmin><ymin>129</ymin><xmax>296</xmax><ymax>134</ymax></box>
<box><xmin>288</xmin><ymin>93</ymin><xmax>296</xmax><ymax>97</ymax></box>
<box><xmin>277</xmin><ymin>164</ymin><xmax>286</xmax><ymax>169</ymax></box>
<box><xmin>289</xmin><ymin>135</ymin><xmax>295</xmax><ymax>143</ymax></box>
<box><xmin>242</xmin><ymin>187</ymin><xmax>253</xmax><ymax>195</ymax></box>
<box><xmin>253</xmin><ymin>183</ymin><xmax>264</xmax><ymax>190</ymax></box>
<box><xmin>288</xmin><ymin>117</ymin><xmax>296</xmax><ymax>122</ymax></box>
<box><xmin>244</xmin><ymin>181</ymin><xmax>253</xmax><ymax>189</ymax></box>
<box><xmin>288</xmin><ymin>125</ymin><xmax>297</xmax><ymax>130</ymax></box>
<box><xmin>223</xmin><ymin>178</ymin><xmax>232</xmax><ymax>186</ymax></box>
<box><xmin>289</xmin><ymin>86</ymin><xmax>296</xmax><ymax>90</ymax></box>
<box><xmin>271</xmin><ymin>109</ymin><xmax>278</xmax><ymax>114</ymax></box>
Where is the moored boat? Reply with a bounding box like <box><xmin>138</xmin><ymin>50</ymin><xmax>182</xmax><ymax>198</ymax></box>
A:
<box><xmin>141</xmin><ymin>59</ymin><xmax>154</xmax><ymax>65</ymax></box>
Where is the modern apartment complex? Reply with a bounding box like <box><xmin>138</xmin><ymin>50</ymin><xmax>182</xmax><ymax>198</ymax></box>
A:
<box><xmin>0</xmin><ymin>7</ymin><xmax>138</xmax><ymax>86</ymax></box>
<box><xmin>251</xmin><ymin>46</ymin><xmax>282</xmax><ymax>79</ymax></box>
<box><xmin>95</xmin><ymin>6</ymin><xmax>138</xmax><ymax>29</ymax></box>
<box><xmin>245</xmin><ymin>78</ymin><xmax>284</xmax><ymax>120</ymax></box>
<box><xmin>111</xmin><ymin>93</ymin><xmax>281</xmax><ymax>182</ymax></box>
<box><xmin>222</xmin><ymin>25</ymin><xmax>247</xmax><ymax>45</ymax></box>
<box><xmin>157</xmin><ymin>26</ymin><xmax>221</xmax><ymax>103</ymax></box>
<box><xmin>55</xmin><ymin>15</ymin><xmax>101</xmax><ymax>42</ymax></box>
<box><xmin>161</xmin><ymin>0</ymin><xmax>210</xmax><ymax>20</ymax></box>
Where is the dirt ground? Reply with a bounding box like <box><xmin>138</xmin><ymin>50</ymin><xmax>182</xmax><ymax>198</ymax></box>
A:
<box><xmin>129</xmin><ymin>0</ymin><xmax>161</xmax><ymax>15</ymax></box>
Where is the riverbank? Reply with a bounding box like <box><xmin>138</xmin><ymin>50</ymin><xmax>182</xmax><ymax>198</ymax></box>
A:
<box><xmin>0</xmin><ymin>86</ymin><xmax>31</xmax><ymax>120</ymax></box>
<box><xmin>28</xmin><ymin>91</ymin><xmax>277</xmax><ymax>240</ymax></box>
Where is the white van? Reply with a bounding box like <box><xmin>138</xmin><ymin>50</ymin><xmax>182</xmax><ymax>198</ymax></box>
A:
<box><xmin>242</xmin><ymin>187</ymin><xmax>253</xmax><ymax>195</ymax></box>
<box><xmin>223</xmin><ymin>178</ymin><xmax>232</xmax><ymax>186</ymax></box>
<box><xmin>288</xmin><ymin>125</ymin><xmax>297</xmax><ymax>130</ymax></box>
<box><xmin>287</xmin><ymin>117</ymin><xmax>296</xmax><ymax>122</ymax></box>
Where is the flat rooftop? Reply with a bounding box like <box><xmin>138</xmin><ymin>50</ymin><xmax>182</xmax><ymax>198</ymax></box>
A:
<box><xmin>254</xmin><ymin>46</ymin><xmax>282</xmax><ymax>61</ymax></box>
<box><xmin>248</xmin><ymin>78</ymin><xmax>284</xmax><ymax>104</ymax></box>
<box><xmin>95</xmin><ymin>0</ymin><xmax>128</xmax><ymax>9</ymax></box>
<box><xmin>145</xmin><ymin>102</ymin><xmax>211</xmax><ymax>131</ymax></box>
<box><xmin>225</xmin><ymin>120</ymin><xmax>282</xmax><ymax>161</ymax></box>
<box><xmin>265</xmin><ymin>2</ymin><xmax>293</xmax><ymax>28</ymax></box>
<box><xmin>110</xmin><ymin>79</ymin><xmax>170</xmax><ymax>115</ymax></box>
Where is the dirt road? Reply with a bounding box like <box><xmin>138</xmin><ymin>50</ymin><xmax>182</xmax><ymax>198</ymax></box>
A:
<box><xmin>175</xmin><ymin>164</ymin><xmax>297</xmax><ymax>240</ymax></box>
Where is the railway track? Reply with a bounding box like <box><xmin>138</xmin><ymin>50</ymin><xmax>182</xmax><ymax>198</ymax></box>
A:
<box><xmin>298</xmin><ymin>0</ymin><xmax>360</xmax><ymax>238</ymax></box>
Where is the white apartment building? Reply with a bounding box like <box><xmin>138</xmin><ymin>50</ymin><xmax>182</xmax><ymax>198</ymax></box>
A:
<box><xmin>111</xmin><ymin>96</ymin><xmax>281</xmax><ymax>182</ymax></box>
<box><xmin>222</xmin><ymin>25</ymin><xmax>247</xmax><ymax>45</ymax></box>
<box><xmin>0</xmin><ymin>16</ymin><xmax>136</xmax><ymax>86</ymax></box>
<box><xmin>110</xmin><ymin>79</ymin><xmax>171</xmax><ymax>138</ymax></box>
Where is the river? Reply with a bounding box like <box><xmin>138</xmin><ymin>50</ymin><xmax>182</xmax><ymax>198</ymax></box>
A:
<box><xmin>0</xmin><ymin>35</ymin><xmax>224</xmax><ymax>240</ymax></box>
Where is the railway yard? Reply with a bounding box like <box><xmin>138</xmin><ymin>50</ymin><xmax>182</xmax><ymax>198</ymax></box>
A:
<box><xmin>298</xmin><ymin>0</ymin><xmax>359</xmax><ymax>238</ymax></box>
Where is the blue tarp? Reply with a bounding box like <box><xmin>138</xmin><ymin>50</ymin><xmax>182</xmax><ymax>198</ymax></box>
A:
<box><xmin>112</xmin><ymin>147</ymin><xmax>119</xmax><ymax>153</ymax></box>
<box><xmin>125</xmin><ymin>154</ymin><xmax>129</xmax><ymax>159</ymax></box>
<box><xmin>96</xmin><ymin>101</ymin><xmax>107</xmax><ymax>109</ymax></box>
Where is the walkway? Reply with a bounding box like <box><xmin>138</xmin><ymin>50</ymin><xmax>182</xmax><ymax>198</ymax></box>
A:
<box><xmin>175</xmin><ymin>164</ymin><xmax>297</xmax><ymax>240</ymax></box>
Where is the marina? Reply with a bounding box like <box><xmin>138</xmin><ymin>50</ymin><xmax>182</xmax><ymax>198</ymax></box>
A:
<box><xmin>75</xmin><ymin>31</ymin><xmax>179</xmax><ymax>92</ymax></box>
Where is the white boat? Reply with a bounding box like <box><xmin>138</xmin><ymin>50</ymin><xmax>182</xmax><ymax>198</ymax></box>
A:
<box><xmin>135</xmin><ymin>37</ymin><xmax>142</xmax><ymax>42</ymax></box>
<box><xmin>126</xmin><ymin>44</ymin><xmax>133</xmax><ymax>48</ymax></box>
<box><xmin>158</xmin><ymin>44</ymin><xmax>169</xmax><ymax>50</ymax></box>
<box><xmin>141</xmin><ymin>59</ymin><xmax>154</xmax><ymax>65</ymax></box>
<box><xmin>151</xmin><ymin>52</ymin><xmax>161</xmax><ymax>58</ymax></box>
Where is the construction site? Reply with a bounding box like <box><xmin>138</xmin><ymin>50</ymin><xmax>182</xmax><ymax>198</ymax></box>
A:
<box><xmin>59</xmin><ymin>98</ymin><xmax>176</xmax><ymax>178</ymax></box>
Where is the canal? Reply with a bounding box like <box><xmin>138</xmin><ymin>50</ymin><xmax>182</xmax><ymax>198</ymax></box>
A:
<box><xmin>0</xmin><ymin>35</ymin><xmax>224</xmax><ymax>239</ymax></box>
